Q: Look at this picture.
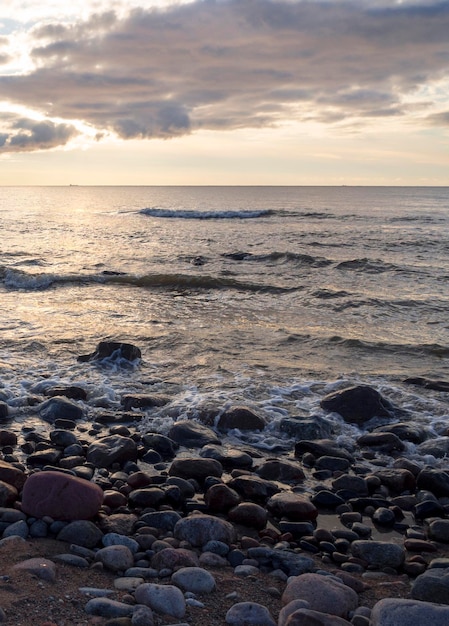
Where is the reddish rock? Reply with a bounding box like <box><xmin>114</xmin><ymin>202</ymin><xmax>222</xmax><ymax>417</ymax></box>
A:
<box><xmin>0</xmin><ymin>460</ymin><xmax>26</xmax><ymax>490</ymax></box>
<box><xmin>0</xmin><ymin>480</ymin><xmax>18</xmax><ymax>506</ymax></box>
<box><xmin>151</xmin><ymin>547</ymin><xmax>199</xmax><ymax>571</ymax></box>
<box><xmin>267</xmin><ymin>493</ymin><xmax>318</xmax><ymax>521</ymax></box>
<box><xmin>228</xmin><ymin>502</ymin><xmax>267</xmax><ymax>529</ymax></box>
<box><xmin>205</xmin><ymin>483</ymin><xmax>241</xmax><ymax>512</ymax></box>
<box><xmin>21</xmin><ymin>471</ymin><xmax>104</xmax><ymax>520</ymax></box>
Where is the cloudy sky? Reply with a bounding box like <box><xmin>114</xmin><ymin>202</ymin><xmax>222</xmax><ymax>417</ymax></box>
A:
<box><xmin>0</xmin><ymin>0</ymin><xmax>448</xmax><ymax>185</ymax></box>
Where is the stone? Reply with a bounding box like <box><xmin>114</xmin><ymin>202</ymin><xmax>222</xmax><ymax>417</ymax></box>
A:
<box><xmin>205</xmin><ymin>483</ymin><xmax>241</xmax><ymax>512</ymax></box>
<box><xmin>12</xmin><ymin>557</ymin><xmax>56</xmax><ymax>582</ymax></box>
<box><xmin>129</xmin><ymin>487</ymin><xmax>166</xmax><ymax>508</ymax></box>
<box><xmin>416</xmin><ymin>469</ymin><xmax>449</xmax><ymax>497</ymax></box>
<box><xmin>85</xmin><ymin>598</ymin><xmax>134</xmax><ymax>618</ymax></box>
<box><xmin>121</xmin><ymin>394</ymin><xmax>171</xmax><ymax>410</ymax></box>
<box><xmin>49</xmin><ymin>429</ymin><xmax>79</xmax><ymax>447</ymax></box>
<box><xmin>351</xmin><ymin>540</ymin><xmax>405</xmax><ymax>570</ymax></box>
<box><xmin>377</xmin><ymin>422</ymin><xmax>428</xmax><ymax>444</ymax></box>
<box><xmin>278</xmin><ymin>600</ymin><xmax>311</xmax><ymax>626</ymax></box>
<box><xmin>374</xmin><ymin>468</ymin><xmax>416</xmax><ymax>494</ymax></box>
<box><xmin>267</xmin><ymin>493</ymin><xmax>318</xmax><ymax>521</ymax></box>
<box><xmin>320</xmin><ymin>385</ymin><xmax>397</xmax><ymax>425</ymax></box>
<box><xmin>151</xmin><ymin>548</ymin><xmax>199</xmax><ymax>571</ymax></box>
<box><xmin>95</xmin><ymin>545</ymin><xmax>134</xmax><ymax>572</ymax></box>
<box><xmin>225</xmin><ymin>602</ymin><xmax>276</xmax><ymax>625</ymax></box>
<box><xmin>78</xmin><ymin>341</ymin><xmax>141</xmax><ymax>363</ymax></box>
<box><xmin>141</xmin><ymin>434</ymin><xmax>178</xmax><ymax>459</ymax></box>
<box><xmin>169</xmin><ymin>457</ymin><xmax>222</xmax><ymax>483</ymax></box>
<box><xmin>0</xmin><ymin>481</ymin><xmax>17</xmax><ymax>507</ymax></box>
<box><xmin>2</xmin><ymin>520</ymin><xmax>29</xmax><ymax>539</ymax></box>
<box><xmin>86</xmin><ymin>435</ymin><xmax>138</xmax><ymax>468</ymax></box>
<box><xmin>132</xmin><ymin>605</ymin><xmax>155</xmax><ymax>626</ymax></box>
<box><xmin>0</xmin><ymin>431</ymin><xmax>17</xmax><ymax>447</ymax></box>
<box><xmin>411</xmin><ymin>567</ymin><xmax>449</xmax><ymax>604</ymax></box>
<box><xmin>21</xmin><ymin>470</ymin><xmax>104</xmax><ymax>520</ymax></box>
<box><xmin>282</xmin><ymin>573</ymin><xmax>358</xmax><ymax>618</ymax></box>
<box><xmin>53</xmin><ymin>553</ymin><xmax>90</xmax><ymax>567</ymax></box>
<box><xmin>44</xmin><ymin>385</ymin><xmax>87</xmax><ymax>401</ymax></box>
<box><xmin>57</xmin><ymin>520</ymin><xmax>104</xmax><ymax>548</ymax></box>
<box><xmin>428</xmin><ymin>520</ymin><xmax>449</xmax><ymax>543</ymax></box>
<box><xmin>294</xmin><ymin>440</ymin><xmax>354</xmax><ymax>462</ymax></box>
<box><xmin>228</xmin><ymin>475</ymin><xmax>279</xmax><ymax>502</ymax></box>
<box><xmin>168</xmin><ymin>421</ymin><xmax>221</xmax><ymax>447</ymax></box>
<box><xmin>139</xmin><ymin>511</ymin><xmax>181</xmax><ymax>532</ymax></box>
<box><xmin>217</xmin><ymin>406</ymin><xmax>266</xmax><ymax>431</ymax></box>
<box><xmin>200</xmin><ymin>445</ymin><xmax>253</xmax><ymax>469</ymax></box>
<box><xmin>134</xmin><ymin>583</ymin><xmax>186</xmax><ymax>619</ymax></box>
<box><xmin>174</xmin><ymin>513</ymin><xmax>236</xmax><ymax>546</ymax></box>
<box><xmin>404</xmin><ymin>377</ymin><xmax>449</xmax><ymax>392</ymax></box>
<box><xmin>285</xmin><ymin>609</ymin><xmax>352</xmax><ymax>625</ymax></box>
<box><xmin>102</xmin><ymin>533</ymin><xmax>140</xmax><ymax>553</ymax></box>
<box><xmin>280</xmin><ymin>416</ymin><xmax>333</xmax><ymax>440</ymax></box>
<box><xmin>171</xmin><ymin>566</ymin><xmax>216</xmax><ymax>593</ymax></box>
<box><xmin>371</xmin><ymin>598</ymin><xmax>449</xmax><ymax>626</ymax></box>
<box><xmin>357</xmin><ymin>432</ymin><xmax>405</xmax><ymax>453</ymax></box>
<box><xmin>417</xmin><ymin>438</ymin><xmax>449</xmax><ymax>458</ymax></box>
<box><xmin>228</xmin><ymin>502</ymin><xmax>267</xmax><ymax>529</ymax></box>
<box><xmin>38</xmin><ymin>396</ymin><xmax>84</xmax><ymax>423</ymax></box>
<box><xmin>256</xmin><ymin>459</ymin><xmax>305</xmax><ymax>483</ymax></box>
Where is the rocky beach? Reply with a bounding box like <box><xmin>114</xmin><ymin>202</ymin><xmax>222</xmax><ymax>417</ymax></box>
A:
<box><xmin>0</xmin><ymin>343</ymin><xmax>448</xmax><ymax>625</ymax></box>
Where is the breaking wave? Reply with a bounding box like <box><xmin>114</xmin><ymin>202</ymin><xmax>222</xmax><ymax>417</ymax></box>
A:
<box><xmin>140</xmin><ymin>208</ymin><xmax>274</xmax><ymax>219</ymax></box>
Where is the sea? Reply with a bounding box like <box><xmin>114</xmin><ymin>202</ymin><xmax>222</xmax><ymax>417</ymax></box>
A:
<box><xmin>1</xmin><ymin>185</ymin><xmax>449</xmax><ymax>463</ymax></box>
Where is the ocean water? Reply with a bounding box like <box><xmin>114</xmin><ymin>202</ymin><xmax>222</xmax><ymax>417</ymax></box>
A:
<box><xmin>1</xmin><ymin>185</ymin><xmax>449</xmax><ymax>459</ymax></box>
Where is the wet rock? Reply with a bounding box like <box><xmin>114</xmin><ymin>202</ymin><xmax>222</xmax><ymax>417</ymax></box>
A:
<box><xmin>228</xmin><ymin>475</ymin><xmax>279</xmax><ymax>502</ymax></box>
<box><xmin>0</xmin><ymin>402</ymin><xmax>8</xmax><ymax>422</ymax></box>
<box><xmin>44</xmin><ymin>386</ymin><xmax>88</xmax><ymax>401</ymax></box>
<box><xmin>141</xmin><ymin>433</ymin><xmax>178</xmax><ymax>459</ymax></box>
<box><xmin>357</xmin><ymin>432</ymin><xmax>405</xmax><ymax>453</ymax></box>
<box><xmin>256</xmin><ymin>459</ymin><xmax>305</xmax><ymax>483</ymax></box>
<box><xmin>0</xmin><ymin>431</ymin><xmax>17</xmax><ymax>447</ymax></box>
<box><xmin>404</xmin><ymin>377</ymin><xmax>449</xmax><ymax>392</ymax></box>
<box><xmin>174</xmin><ymin>513</ymin><xmax>236</xmax><ymax>547</ymax></box>
<box><xmin>121</xmin><ymin>394</ymin><xmax>171</xmax><ymax>410</ymax></box>
<box><xmin>417</xmin><ymin>438</ymin><xmax>449</xmax><ymax>458</ymax></box>
<box><xmin>228</xmin><ymin>502</ymin><xmax>267</xmax><ymax>529</ymax></box>
<box><xmin>428</xmin><ymin>520</ymin><xmax>449</xmax><ymax>543</ymax></box>
<box><xmin>351</xmin><ymin>540</ymin><xmax>405</xmax><ymax>570</ymax></box>
<box><xmin>295</xmin><ymin>440</ymin><xmax>354</xmax><ymax>462</ymax></box>
<box><xmin>86</xmin><ymin>435</ymin><xmax>138</xmax><ymax>468</ymax></box>
<box><xmin>134</xmin><ymin>583</ymin><xmax>185</xmax><ymax>619</ymax></box>
<box><xmin>171</xmin><ymin>566</ymin><xmax>216</xmax><ymax>593</ymax></box>
<box><xmin>267</xmin><ymin>493</ymin><xmax>318</xmax><ymax>521</ymax></box>
<box><xmin>38</xmin><ymin>396</ymin><xmax>84</xmax><ymax>423</ymax></box>
<box><xmin>205</xmin><ymin>484</ymin><xmax>241</xmax><ymax>512</ymax></box>
<box><xmin>282</xmin><ymin>573</ymin><xmax>358</xmax><ymax>617</ymax></box>
<box><xmin>320</xmin><ymin>385</ymin><xmax>397</xmax><ymax>425</ymax></box>
<box><xmin>280</xmin><ymin>416</ymin><xmax>333</xmax><ymax>440</ymax></box>
<box><xmin>315</xmin><ymin>456</ymin><xmax>350</xmax><ymax>472</ymax></box>
<box><xmin>332</xmin><ymin>475</ymin><xmax>368</xmax><ymax>496</ymax></box>
<box><xmin>412</xmin><ymin>567</ymin><xmax>449</xmax><ymax>604</ymax></box>
<box><xmin>169</xmin><ymin>457</ymin><xmax>222</xmax><ymax>483</ymax></box>
<box><xmin>311</xmin><ymin>490</ymin><xmax>345</xmax><ymax>509</ymax></box>
<box><xmin>376</xmin><ymin>422</ymin><xmax>429</xmax><ymax>444</ymax></box>
<box><xmin>217</xmin><ymin>406</ymin><xmax>266</xmax><ymax>431</ymax></box>
<box><xmin>168</xmin><ymin>421</ymin><xmax>221</xmax><ymax>447</ymax></box>
<box><xmin>200</xmin><ymin>445</ymin><xmax>253</xmax><ymax>469</ymax></box>
<box><xmin>416</xmin><ymin>469</ymin><xmax>449</xmax><ymax>497</ymax></box>
<box><xmin>129</xmin><ymin>487</ymin><xmax>166</xmax><ymax>508</ymax></box>
<box><xmin>225</xmin><ymin>601</ymin><xmax>276</xmax><ymax>625</ymax></box>
<box><xmin>0</xmin><ymin>481</ymin><xmax>18</xmax><ymax>506</ymax></box>
<box><xmin>374</xmin><ymin>468</ymin><xmax>416</xmax><ymax>494</ymax></box>
<box><xmin>21</xmin><ymin>470</ymin><xmax>104</xmax><ymax>520</ymax></box>
<box><xmin>78</xmin><ymin>341</ymin><xmax>141</xmax><ymax>363</ymax></box>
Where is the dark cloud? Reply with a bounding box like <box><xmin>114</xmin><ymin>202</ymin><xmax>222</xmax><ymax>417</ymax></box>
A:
<box><xmin>0</xmin><ymin>0</ymin><xmax>448</xmax><ymax>150</ymax></box>
<box><xmin>0</xmin><ymin>116</ymin><xmax>78</xmax><ymax>152</ymax></box>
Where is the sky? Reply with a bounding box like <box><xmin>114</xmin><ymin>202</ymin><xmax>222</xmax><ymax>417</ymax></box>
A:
<box><xmin>0</xmin><ymin>0</ymin><xmax>448</xmax><ymax>185</ymax></box>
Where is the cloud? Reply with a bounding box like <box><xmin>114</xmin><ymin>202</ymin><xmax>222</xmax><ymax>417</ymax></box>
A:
<box><xmin>0</xmin><ymin>116</ymin><xmax>78</xmax><ymax>151</ymax></box>
<box><xmin>0</xmin><ymin>0</ymin><xmax>448</xmax><ymax>151</ymax></box>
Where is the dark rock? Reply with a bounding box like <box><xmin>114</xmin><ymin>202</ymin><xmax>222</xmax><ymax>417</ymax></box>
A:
<box><xmin>44</xmin><ymin>386</ymin><xmax>87</xmax><ymax>401</ymax></box>
<box><xmin>199</xmin><ymin>445</ymin><xmax>253</xmax><ymax>469</ymax></box>
<box><xmin>174</xmin><ymin>513</ymin><xmax>236</xmax><ymax>546</ymax></box>
<box><xmin>267</xmin><ymin>493</ymin><xmax>318</xmax><ymax>521</ymax></box>
<box><xmin>141</xmin><ymin>433</ymin><xmax>178</xmax><ymax>458</ymax></box>
<box><xmin>216</xmin><ymin>406</ymin><xmax>266</xmax><ymax>431</ymax></box>
<box><xmin>121</xmin><ymin>394</ymin><xmax>171</xmax><ymax>410</ymax></box>
<box><xmin>0</xmin><ymin>481</ymin><xmax>18</xmax><ymax>506</ymax></box>
<box><xmin>0</xmin><ymin>430</ymin><xmax>16</xmax><ymax>447</ymax></box>
<box><xmin>428</xmin><ymin>520</ymin><xmax>449</xmax><ymax>543</ymax></box>
<box><xmin>151</xmin><ymin>547</ymin><xmax>199</xmax><ymax>571</ymax></box>
<box><xmin>372</xmin><ymin>507</ymin><xmax>396</xmax><ymax>526</ymax></box>
<box><xmin>0</xmin><ymin>402</ymin><xmax>9</xmax><ymax>422</ymax></box>
<box><xmin>169</xmin><ymin>457</ymin><xmax>222</xmax><ymax>483</ymax></box>
<box><xmin>332</xmin><ymin>474</ymin><xmax>368</xmax><ymax>496</ymax></box>
<box><xmin>77</xmin><ymin>341</ymin><xmax>141</xmax><ymax>363</ymax></box>
<box><xmin>86</xmin><ymin>435</ymin><xmax>138</xmax><ymax>468</ymax></box>
<box><xmin>0</xmin><ymin>459</ymin><xmax>27</xmax><ymax>489</ymax></box>
<box><xmin>320</xmin><ymin>385</ymin><xmax>397</xmax><ymax>425</ymax></box>
<box><xmin>128</xmin><ymin>488</ymin><xmax>166</xmax><ymax>508</ymax></box>
<box><xmin>371</xmin><ymin>597</ymin><xmax>449</xmax><ymax>626</ymax></box>
<box><xmin>26</xmin><ymin>448</ymin><xmax>63</xmax><ymax>466</ymax></box>
<box><xmin>352</xmin><ymin>540</ymin><xmax>405</xmax><ymax>569</ymax></box>
<box><xmin>205</xmin><ymin>483</ymin><xmax>241</xmax><ymax>512</ymax></box>
<box><xmin>315</xmin><ymin>456</ymin><xmax>350</xmax><ymax>472</ymax></box>
<box><xmin>376</xmin><ymin>422</ymin><xmax>429</xmax><ymax>444</ymax></box>
<box><xmin>228</xmin><ymin>475</ymin><xmax>280</xmax><ymax>503</ymax></box>
<box><xmin>280</xmin><ymin>415</ymin><xmax>333</xmax><ymax>439</ymax></box>
<box><xmin>414</xmin><ymin>500</ymin><xmax>446</xmax><ymax>520</ymax></box>
<box><xmin>38</xmin><ymin>396</ymin><xmax>84</xmax><ymax>423</ymax></box>
<box><xmin>404</xmin><ymin>377</ymin><xmax>449</xmax><ymax>392</ymax></box>
<box><xmin>374</xmin><ymin>468</ymin><xmax>416</xmax><ymax>494</ymax></box>
<box><xmin>49</xmin><ymin>429</ymin><xmax>79</xmax><ymax>448</ymax></box>
<box><xmin>417</xmin><ymin>437</ymin><xmax>449</xmax><ymax>458</ymax></box>
<box><xmin>357</xmin><ymin>431</ymin><xmax>405</xmax><ymax>453</ymax></box>
<box><xmin>256</xmin><ymin>459</ymin><xmax>305</xmax><ymax>483</ymax></box>
<box><xmin>295</xmin><ymin>439</ymin><xmax>354</xmax><ymax>462</ymax></box>
<box><xmin>168</xmin><ymin>420</ymin><xmax>220</xmax><ymax>447</ymax></box>
<box><xmin>57</xmin><ymin>520</ymin><xmax>103</xmax><ymax>548</ymax></box>
<box><xmin>139</xmin><ymin>511</ymin><xmax>182</xmax><ymax>532</ymax></box>
<box><xmin>311</xmin><ymin>490</ymin><xmax>345</xmax><ymax>509</ymax></box>
<box><xmin>228</xmin><ymin>502</ymin><xmax>267</xmax><ymax>529</ymax></box>
<box><xmin>412</xmin><ymin>567</ymin><xmax>449</xmax><ymax>604</ymax></box>
<box><xmin>417</xmin><ymin>469</ymin><xmax>449</xmax><ymax>497</ymax></box>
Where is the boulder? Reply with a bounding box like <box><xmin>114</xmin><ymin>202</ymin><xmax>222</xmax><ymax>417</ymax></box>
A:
<box><xmin>416</xmin><ymin>469</ymin><xmax>449</xmax><ymax>497</ymax></box>
<box><xmin>134</xmin><ymin>583</ymin><xmax>185</xmax><ymax>619</ymax></box>
<box><xmin>371</xmin><ymin>597</ymin><xmax>449</xmax><ymax>626</ymax></box>
<box><xmin>21</xmin><ymin>471</ymin><xmax>104</xmax><ymax>520</ymax></box>
<box><xmin>77</xmin><ymin>341</ymin><xmax>141</xmax><ymax>363</ymax></box>
<box><xmin>294</xmin><ymin>440</ymin><xmax>354</xmax><ymax>462</ymax></box>
<box><xmin>282</xmin><ymin>573</ymin><xmax>358</xmax><ymax>617</ymax></box>
<box><xmin>121</xmin><ymin>393</ymin><xmax>171</xmax><ymax>410</ymax></box>
<box><xmin>256</xmin><ymin>459</ymin><xmax>305</xmax><ymax>483</ymax></box>
<box><xmin>217</xmin><ymin>406</ymin><xmax>266</xmax><ymax>431</ymax></box>
<box><xmin>86</xmin><ymin>435</ymin><xmax>138</xmax><ymax>468</ymax></box>
<box><xmin>200</xmin><ymin>445</ymin><xmax>253</xmax><ymax>469</ymax></box>
<box><xmin>168</xmin><ymin>420</ymin><xmax>221</xmax><ymax>447</ymax></box>
<box><xmin>169</xmin><ymin>457</ymin><xmax>222</xmax><ymax>483</ymax></box>
<box><xmin>412</xmin><ymin>567</ymin><xmax>449</xmax><ymax>604</ymax></box>
<box><xmin>0</xmin><ymin>460</ymin><xmax>26</xmax><ymax>490</ymax></box>
<box><xmin>174</xmin><ymin>513</ymin><xmax>236</xmax><ymax>547</ymax></box>
<box><xmin>351</xmin><ymin>540</ymin><xmax>405</xmax><ymax>570</ymax></box>
<box><xmin>320</xmin><ymin>385</ymin><xmax>397</xmax><ymax>425</ymax></box>
<box><xmin>38</xmin><ymin>396</ymin><xmax>84</xmax><ymax>423</ymax></box>
<box><xmin>267</xmin><ymin>493</ymin><xmax>318</xmax><ymax>521</ymax></box>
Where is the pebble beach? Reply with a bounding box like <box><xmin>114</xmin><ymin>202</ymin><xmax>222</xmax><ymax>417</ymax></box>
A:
<box><xmin>0</xmin><ymin>342</ymin><xmax>449</xmax><ymax>626</ymax></box>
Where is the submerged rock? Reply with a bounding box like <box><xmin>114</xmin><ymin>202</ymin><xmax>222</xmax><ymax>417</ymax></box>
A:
<box><xmin>320</xmin><ymin>385</ymin><xmax>397</xmax><ymax>425</ymax></box>
<box><xmin>217</xmin><ymin>406</ymin><xmax>266</xmax><ymax>431</ymax></box>
<box><xmin>78</xmin><ymin>341</ymin><xmax>141</xmax><ymax>363</ymax></box>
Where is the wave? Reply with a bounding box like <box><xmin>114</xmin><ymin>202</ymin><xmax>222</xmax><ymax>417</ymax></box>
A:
<box><xmin>140</xmin><ymin>207</ymin><xmax>274</xmax><ymax>219</ymax></box>
<box><xmin>222</xmin><ymin>251</ymin><xmax>333</xmax><ymax>268</ymax></box>
<box><xmin>325</xmin><ymin>335</ymin><xmax>449</xmax><ymax>358</ymax></box>
<box><xmin>335</xmin><ymin>257</ymin><xmax>402</xmax><ymax>274</ymax></box>
<box><xmin>1</xmin><ymin>267</ymin><xmax>295</xmax><ymax>295</ymax></box>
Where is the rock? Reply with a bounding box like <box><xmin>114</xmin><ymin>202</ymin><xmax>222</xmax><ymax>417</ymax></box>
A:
<box><xmin>102</xmin><ymin>533</ymin><xmax>140</xmax><ymax>554</ymax></box>
<box><xmin>0</xmin><ymin>481</ymin><xmax>18</xmax><ymax>507</ymax></box>
<box><xmin>351</xmin><ymin>540</ymin><xmax>405</xmax><ymax>570</ymax></box>
<box><xmin>267</xmin><ymin>493</ymin><xmax>318</xmax><ymax>521</ymax></box>
<box><xmin>44</xmin><ymin>385</ymin><xmax>88</xmax><ymax>401</ymax></box>
<box><xmin>285</xmin><ymin>609</ymin><xmax>352</xmax><ymax>625</ymax></box>
<box><xmin>416</xmin><ymin>469</ymin><xmax>449</xmax><ymax>497</ymax></box>
<box><xmin>270</xmin><ymin>551</ymin><xmax>314</xmax><ymax>576</ymax></box>
<box><xmin>169</xmin><ymin>457</ymin><xmax>222</xmax><ymax>483</ymax></box>
<box><xmin>256</xmin><ymin>459</ymin><xmax>305</xmax><ymax>483</ymax></box>
<box><xmin>57</xmin><ymin>520</ymin><xmax>104</xmax><ymax>548</ymax></box>
<box><xmin>95</xmin><ymin>545</ymin><xmax>134</xmax><ymax>572</ymax></box>
<box><xmin>151</xmin><ymin>548</ymin><xmax>199</xmax><ymax>571</ymax></box>
<box><xmin>228</xmin><ymin>502</ymin><xmax>267</xmax><ymax>529</ymax></box>
<box><xmin>311</xmin><ymin>490</ymin><xmax>345</xmax><ymax>509</ymax></box>
<box><xmin>357</xmin><ymin>432</ymin><xmax>405</xmax><ymax>453</ymax></box>
<box><xmin>376</xmin><ymin>422</ymin><xmax>429</xmax><ymax>444</ymax></box>
<box><xmin>0</xmin><ymin>431</ymin><xmax>17</xmax><ymax>446</ymax></box>
<box><xmin>320</xmin><ymin>385</ymin><xmax>397</xmax><ymax>425</ymax></box>
<box><xmin>85</xmin><ymin>598</ymin><xmax>134</xmax><ymax>618</ymax></box>
<box><xmin>21</xmin><ymin>470</ymin><xmax>104</xmax><ymax>520</ymax></box>
<box><xmin>372</xmin><ymin>598</ymin><xmax>449</xmax><ymax>625</ymax></box>
<box><xmin>332</xmin><ymin>475</ymin><xmax>368</xmax><ymax>496</ymax></box>
<box><xmin>12</xmin><ymin>557</ymin><xmax>56</xmax><ymax>582</ymax></box>
<box><xmin>374</xmin><ymin>468</ymin><xmax>416</xmax><ymax>494</ymax></box>
<box><xmin>139</xmin><ymin>511</ymin><xmax>182</xmax><ymax>532</ymax></box>
<box><xmin>53</xmin><ymin>553</ymin><xmax>90</xmax><ymax>567</ymax></box>
<box><xmin>2</xmin><ymin>520</ymin><xmax>29</xmax><ymax>539</ymax></box>
<box><xmin>141</xmin><ymin>434</ymin><xmax>178</xmax><ymax>459</ymax></box>
<box><xmin>174</xmin><ymin>513</ymin><xmax>236</xmax><ymax>547</ymax></box>
<box><xmin>412</xmin><ymin>567</ymin><xmax>449</xmax><ymax>604</ymax></box>
<box><xmin>315</xmin><ymin>456</ymin><xmax>350</xmax><ymax>472</ymax></box>
<box><xmin>225</xmin><ymin>602</ymin><xmax>276</xmax><ymax>625</ymax></box>
<box><xmin>200</xmin><ymin>445</ymin><xmax>253</xmax><ymax>469</ymax></box>
<box><xmin>49</xmin><ymin>429</ymin><xmax>79</xmax><ymax>447</ymax></box>
<box><xmin>428</xmin><ymin>520</ymin><xmax>449</xmax><ymax>543</ymax></box>
<box><xmin>86</xmin><ymin>435</ymin><xmax>138</xmax><ymax>468</ymax></box>
<box><xmin>294</xmin><ymin>440</ymin><xmax>354</xmax><ymax>462</ymax></box>
<box><xmin>129</xmin><ymin>487</ymin><xmax>166</xmax><ymax>508</ymax></box>
<box><xmin>38</xmin><ymin>396</ymin><xmax>84</xmax><ymax>423</ymax></box>
<box><xmin>205</xmin><ymin>484</ymin><xmax>241</xmax><ymax>512</ymax></box>
<box><xmin>417</xmin><ymin>438</ymin><xmax>449</xmax><ymax>458</ymax></box>
<box><xmin>78</xmin><ymin>341</ymin><xmax>141</xmax><ymax>363</ymax></box>
<box><xmin>168</xmin><ymin>420</ymin><xmax>221</xmax><ymax>447</ymax></box>
<box><xmin>278</xmin><ymin>600</ymin><xmax>311</xmax><ymax>626</ymax></box>
<box><xmin>132</xmin><ymin>605</ymin><xmax>154</xmax><ymax>626</ymax></box>
<box><xmin>121</xmin><ymin>394</ymin><xmax>171</xmax><ymax>410</ymax></box>
<box><xmin>404</xmin><ymin>377</ymin><xmax>449</xmax><ymax>392</ymax></box>
<box><xmin>0</xmin><ymin>402</ymin><xmax>8</xmax><ymax>422</ymax></box>
<box><xmin>217</xmin><ymin>406</ymin><xmax>266</xmax><ymax>431</ymax></box>
<box><xmin>228</xmin><ymin>475</ymin><xmax>280</xmax><ymax>502</ymax></box>
<box><xmin>171</xmin><ymin>566</ymin><xmax>216</xmax><ymax>593</ymax></box>
<box><xmin>134</xmin><ymin>583</ymin><xmax>186</xmax><ymax>619</ymax></box>
<box><xmin>280</xmin><ymin>416</ymin><xmax>333</xmax><ymax>440</ymax></box>
<box><xmin>282</xmin><ymin>573</ymin><xmax>358</xmax><ymax>617</ymax></box>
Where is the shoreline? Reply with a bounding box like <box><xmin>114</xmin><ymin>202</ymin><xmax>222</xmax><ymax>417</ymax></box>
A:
<box><xmin>0</xmin><ymin>356</ymin><xmax>449</xmax><ymax>624</ymax></box>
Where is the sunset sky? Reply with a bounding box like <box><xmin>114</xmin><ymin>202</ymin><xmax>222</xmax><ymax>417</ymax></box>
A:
<box><xmin>0</xmin><ymin>0</ymin><xmax>448</xmax><ymax>185</ymax></box>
